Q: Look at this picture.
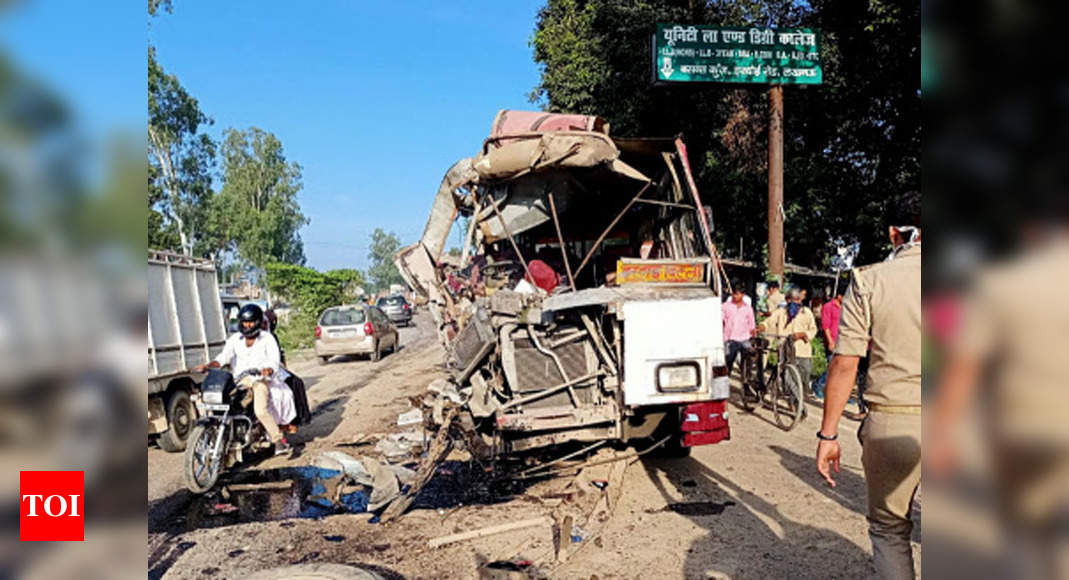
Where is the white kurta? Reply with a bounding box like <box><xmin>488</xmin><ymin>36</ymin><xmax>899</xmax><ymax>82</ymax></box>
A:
<box><xmin>214</xmin><ymin>332</ymin><xmax>297</xmax><ymax>425</ymax></box>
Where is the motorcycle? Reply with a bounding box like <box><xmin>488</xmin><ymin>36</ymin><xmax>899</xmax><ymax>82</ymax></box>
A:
<box><xmin>183</xmin><ymin>368</ymin><xmax>274</xmax><ymax>493</ymax></box>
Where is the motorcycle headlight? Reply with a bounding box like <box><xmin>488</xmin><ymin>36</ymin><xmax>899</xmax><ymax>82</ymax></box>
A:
<box><xmin>203</xmin><ymin>390</ymin><xmax>223</xmax><ymax>404</ymax></box>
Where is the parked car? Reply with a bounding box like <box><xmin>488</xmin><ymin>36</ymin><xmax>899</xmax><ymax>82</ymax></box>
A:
<box><xmin>314</xmin><ymin>304</ymin><xmax>399</xmax><ymax>364</ymax></box>
<box><xmin>376</xmin><ymin>294</ymin><xmax>413</xmax><ymax>326</ymax></box>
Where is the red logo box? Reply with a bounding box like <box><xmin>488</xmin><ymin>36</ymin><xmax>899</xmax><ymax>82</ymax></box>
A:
<box><xmin>20</xmin><ymin>471</ymin><xmax>84</xmax><ymax>541</ymax></box>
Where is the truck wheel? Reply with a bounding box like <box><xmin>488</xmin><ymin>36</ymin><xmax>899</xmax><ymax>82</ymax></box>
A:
<box><xmin>657</xmin><ymin>434</ymin><xmax>692</xmax><ymax>458</ymax></box>
<box><xmin>158</xmin><ymin>389</ymin><xmax>193</xmax><ymax>452</ymax></box>
<box><xmin>651</xmin><ymin>412</ymin><xmax>691</xmax><ymax>458</ymax></box>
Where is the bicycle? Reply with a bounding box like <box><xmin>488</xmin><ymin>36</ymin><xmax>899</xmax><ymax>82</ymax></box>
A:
<box><xmin>740</xmin><ymin>333</ymin><xmax>806</xmax><ymax>431</ymax></box>
<box><xmin>739</xmin><ymin>336</ymin><xmax>768</xmax><ymax>412</ymax></box>
<box><xmin>842</xmin><ymin>354</ymin><xmax>869</xmax><ymax>421</ymax></box>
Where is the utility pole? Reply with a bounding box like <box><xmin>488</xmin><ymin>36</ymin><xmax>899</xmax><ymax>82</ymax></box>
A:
<box><xmin>767</xmin><ymin>84</ymin><xmax>784</xmax><ymax>282</ymax></box>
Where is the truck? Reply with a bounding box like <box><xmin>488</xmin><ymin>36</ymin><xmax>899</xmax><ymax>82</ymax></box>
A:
<box><xmin>147</xmin><ymin>250</ymin><xmax>228</xmax><ymax>452</ymax></box>
<box><xmin>395</xmin><ymin>110</ymin><xmax>730</xmax><ymax>459</ymax></box>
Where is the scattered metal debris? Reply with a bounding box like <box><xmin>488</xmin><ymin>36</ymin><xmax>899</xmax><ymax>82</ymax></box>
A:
<box><xmin>427</xmin><ymin>516</ymin><xmax>554</xmax><ymax>549</ymax></box>
<box><xmin>379</xmin><ymin>408</ymin><xmax>458</xmax><ymax>523</ymax></box>
<box><xmin>396</xmin><ymin>408</ymin><xmax>423</xmax><ymax>426</ymax></box>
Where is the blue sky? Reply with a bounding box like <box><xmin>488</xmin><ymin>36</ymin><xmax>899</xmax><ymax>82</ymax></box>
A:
<box><xmin>1</xmin><ymin>0</ymin><xmax>544</xmax><ymax>271</ymax></box>
<box><xmin>147</xmin><ymin>0</ymin><xmax>546</xmax><ymax>271</ymax></box>
<box><xmin>0</xmin><ymin>0</ymin><xmax>145</xmax><ymax>178</ymax></box>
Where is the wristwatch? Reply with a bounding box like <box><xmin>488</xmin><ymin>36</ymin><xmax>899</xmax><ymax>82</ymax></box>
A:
<box><xmin>816</xmin><ymin>430</ymin><xmax>838</xmax><ymax>441</ymax></box>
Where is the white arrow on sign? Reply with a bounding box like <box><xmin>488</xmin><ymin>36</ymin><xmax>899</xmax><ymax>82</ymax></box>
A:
<box><xmin>660</xmin><ymin>57</ymin><xmax>674</xmax><ymax>78</ymax></box>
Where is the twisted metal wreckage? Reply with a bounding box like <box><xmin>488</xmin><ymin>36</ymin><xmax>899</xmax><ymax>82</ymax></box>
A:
<box><xmin>394</xmin><ymin>110</ymin><xmax>734</xmax><ymax>463</ymax></box>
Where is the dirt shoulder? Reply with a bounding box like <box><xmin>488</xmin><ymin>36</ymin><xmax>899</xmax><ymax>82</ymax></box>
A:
<box><xmin>149</xmin><ymin>313</ymin><xmax>917</xmax><ymax>579</ymax></box>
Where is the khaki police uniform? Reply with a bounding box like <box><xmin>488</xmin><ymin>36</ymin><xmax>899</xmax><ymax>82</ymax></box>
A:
<box><xmin>835</xmin><ymin>243</ymin><xmax>921</xmax><ymax>579</ymax></box>
<box><xmin>954</xmin><ymin>239</ymin><xmax>1069</xmax><ymax>536</ymax></box>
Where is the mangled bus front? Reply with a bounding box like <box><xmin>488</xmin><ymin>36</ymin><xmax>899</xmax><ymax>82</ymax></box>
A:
<box><xmin>396</xmin><ymin>110</ymin><xmax>731</xmax><ymax>458</ymax></box>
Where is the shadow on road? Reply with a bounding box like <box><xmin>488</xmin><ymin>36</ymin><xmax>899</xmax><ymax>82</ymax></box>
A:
<box><xmin>767</xmin><ymin>444</ymin><xmax>868</xmax><ymax>516</ymax></box>
<box><xmin>641</xmin><ymin>456</ymin><xmax>872</xmax><ymax>579</ymax></box>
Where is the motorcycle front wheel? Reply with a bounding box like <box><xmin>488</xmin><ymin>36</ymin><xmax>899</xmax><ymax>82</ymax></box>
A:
<box><xmin>184</xmin><ymin>423</ymin><xmax>225</xmax><ymax>493</ymax></box>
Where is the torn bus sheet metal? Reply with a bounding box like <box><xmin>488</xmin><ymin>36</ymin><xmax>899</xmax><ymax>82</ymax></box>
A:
<box><xmin>394</xmin><ymin>109</ymin><xmax>730</xmax><ymax>466</ymax></box>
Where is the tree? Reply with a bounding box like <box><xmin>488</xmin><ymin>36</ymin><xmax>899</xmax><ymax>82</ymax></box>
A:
<box><xmin>265</xmin><ymin>263</ymin><xmax>365</xmax><ymax>350</ymax></box>
<box><xmin>148</xmin><ymin>46</ymin><xmax>216</xmax><ymax>256</ymax></box>
<box><xmin>367</xmin><ymin>228</ymin><xmax>405</xmax><ymax>292</ymax></box>
<box><xmin>148</xmin><ymin>161</ymin><xmax>180</xmax><ymax>250</ymax></box>
<box><xmin>0</xmin><ymin>51</ymin><xmax>85</xmax><ymax>249</ymax></box>
<box><xmin>217</xmin><ymin>127</ymin><xmax>308</xmax><ymax>270</ymax></box>
<box><xmin>530</xmin><ymin>0</ymin><xmax>919</xmax><ymax>267</ymax></box>
<box><xmin>148</xmin><ymin>0</ymin><xmax>173</xmax><ymax>17</ymax></box>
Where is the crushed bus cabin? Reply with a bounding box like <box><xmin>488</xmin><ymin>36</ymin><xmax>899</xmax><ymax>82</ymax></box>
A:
<box><xmin>395</xmin><ymin>110</ymin><xmax>731</xmax><ymax>460</ymax></box>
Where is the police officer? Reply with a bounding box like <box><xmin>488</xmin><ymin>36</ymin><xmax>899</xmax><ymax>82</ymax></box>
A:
<box><xmin>816</xmin><ymin>192</ymin><xmax>921</xmax><ymax>579</ymax></box>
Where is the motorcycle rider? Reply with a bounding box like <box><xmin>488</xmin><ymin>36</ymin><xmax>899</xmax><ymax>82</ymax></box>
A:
<box><xmin>195</xmin><ymin>303</ymin><xmax>294</xmax><ymax>455</ymax></box>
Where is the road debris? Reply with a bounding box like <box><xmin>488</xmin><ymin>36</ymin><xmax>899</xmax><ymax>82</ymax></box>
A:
<box><xmin>569</xmin><ymin>524</ymin><xmax>586</xmax><ymax>543</ymax></box>
<box><xmin>365</xmin><ymin>457</ymin><xmax>400</xmax><ymax>512</ymax></box>
<box><xmin>313</xmin><ymin>451</ymin><xmax>375</xmax><ymax>485</ymax></box>
<box><xmin>479</xmin><ymin>559</ymin><xmax>538</xmax><ymax>580</ymax></box>
<box><xmin>427</xmin><ymin>516</ymin><xmax>554</xmax><ymax>549</ymax></box>
<box><xmin>396</xmin><ymin>408</ymin><xmax>423</xmax><ymax>426</ymax></box>
<box><xmin>373</xmin><ymin>430</ymin><xmax>424</xmax><ymax>460</ymax></box>
<box><xmin>379</xmin><ymin>408</ymin><xmax>458</xmax><ymax>523</ymax></box>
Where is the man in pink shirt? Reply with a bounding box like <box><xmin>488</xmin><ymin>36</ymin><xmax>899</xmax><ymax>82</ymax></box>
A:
<box><xmin>812</xmin><ymin>290</ymin><xmax>843</xmax><ymax>398</ymax></box>
<box><xmin>722</xmin><ymin>284</ymin><xmax>756</xmax><ymax>378</ymax></box>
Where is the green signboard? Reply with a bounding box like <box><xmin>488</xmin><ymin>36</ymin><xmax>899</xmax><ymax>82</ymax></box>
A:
<box><xmin>654</xmin><ymin>24</ymin><xmax>822</xmax><ymax>84</ymax></box>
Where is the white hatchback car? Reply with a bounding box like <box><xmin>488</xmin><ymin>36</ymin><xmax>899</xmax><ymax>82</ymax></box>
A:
<box><xmin>314</xmin><ymin>304</ymin><xmax>399</xmax><ymax>364</ymax></box>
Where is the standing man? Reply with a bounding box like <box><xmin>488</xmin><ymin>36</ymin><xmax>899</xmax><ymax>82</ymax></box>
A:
<box><xmin>764</xmin><ymin>280</ymin><xmax>785</xmax><ymax>316</ymax></box>
<box><xmin>722</xmin><ymin>283</ymin><xmax>756</xmax><ymax>378</ymax></box>
<box><xmin>811</xmin><ymin>290</ymin><xmax>844</xmax><ymax>399</ymax></box>
<box><xmin>816</xmin><ymin>193</ymin><xmax>921</xmax><ymax>579</ymax></box>
<box><xmin>759</xmin><ymin>287</ymin><xmax>818</xmax><ymax>388</ymax></box>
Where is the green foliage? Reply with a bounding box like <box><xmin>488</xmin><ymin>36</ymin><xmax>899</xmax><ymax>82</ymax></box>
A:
<box><xmin>148</xmin><ymin>161</ymin><xmax>180</xmax><ymax>251</ymax></box>
<box><xmin>217</xmin><ymin>127</ymin><xmax>309</xmax><ymax>270</ymax></box>
<box><xmin>79</xmin><ymin>138</ymin><xmax>148</xmax><ymax>255</ymax></box>
<box><xmin>265</xmin><ymin>263</ymin><xmax>364</xmax><ymax>350</ymax></box>
<box><xmin>148</xmin><ymin>0</ymin><xmax>172</xmax><ymax>17</ymax></box>
<box><xmin>366</xmin><ymin>228</ymin><xmax>405</xmax><ymax>292</ymax></box>
<box><xmin>811</xmin><ymin>338</ymin><xmax>827</xmax><ymax>378</ymax></box>
<box><xmin>148</xmin><ymin>46</ymin><xmax>216</xmax><ymax>256</ymax></box>
<box><xmin>530</xmin><ymin>0</ymin><xmax>920</xmax><ymax>268</ymax></box>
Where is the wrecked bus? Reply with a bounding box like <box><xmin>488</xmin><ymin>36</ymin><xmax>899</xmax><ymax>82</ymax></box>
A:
<box><xmin>395</xmin><ymin>110</ymin><xmax>730</xmax><ymax>459</ymax></box>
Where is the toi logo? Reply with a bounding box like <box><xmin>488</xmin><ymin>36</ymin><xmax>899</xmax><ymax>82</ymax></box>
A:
<box><xmin>20</xmin><ymin>471</ymin><xmax>84</xmax><ymax>541</ymax></box>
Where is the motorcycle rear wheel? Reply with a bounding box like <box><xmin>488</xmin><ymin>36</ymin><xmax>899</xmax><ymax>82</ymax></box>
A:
<box><xmin>184</xmin><ymin>423</ymin><xmax>224</xmax><ymax>493</ymax></box>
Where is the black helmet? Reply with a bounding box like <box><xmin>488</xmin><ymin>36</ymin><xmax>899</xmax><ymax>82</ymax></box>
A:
<box><xmin>238</xmin><ymin>304</ymin><xmax>264</xmax><ymax>338</ymax></box>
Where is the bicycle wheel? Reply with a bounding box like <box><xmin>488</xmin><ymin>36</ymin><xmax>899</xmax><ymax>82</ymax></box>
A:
<box><xmin>844</xmin><ymin>382</ymin><xmax>868</xmax><ymax>420</ymax></box>
<box><xmin>773</xmin><ymin>365</ymin><xmax>805</xmax><ymax>431</ymax></box>
<box><xmin>762</xmin><ymin>366</ymin><xmax>777</xmax><ymax>408</ymax></box>
<box><xmin>740</xmin><ymin>356</ymin><xmax>760</xmax><ymax>412</ymax></box>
